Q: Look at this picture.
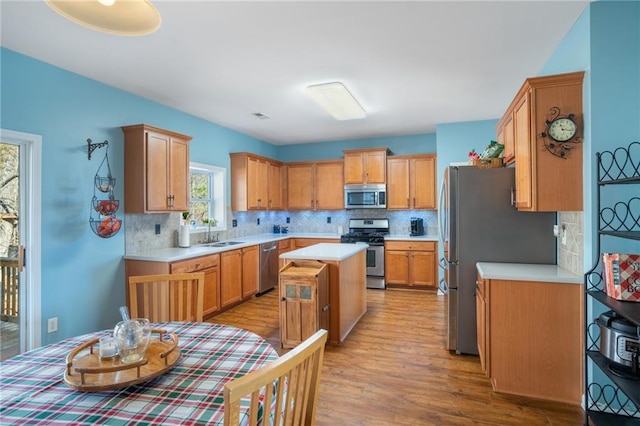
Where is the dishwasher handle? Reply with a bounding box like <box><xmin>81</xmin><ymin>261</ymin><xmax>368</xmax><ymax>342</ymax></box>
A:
<box><xmin>262</xmin><ymin>245</ymin><xmax>277</xmax><ymax>252</ymax></box>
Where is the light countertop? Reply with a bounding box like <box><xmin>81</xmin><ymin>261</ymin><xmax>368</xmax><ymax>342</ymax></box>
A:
<box><xmin>476</xmin><ymin>262</ymin><xmax>582</xmax><ymax>284</ymax></box>
<box><xmin>123</xmin><ymin>232</ymin><xmax>438</xmax><ymax>263</ymax></box>
<box><xmin>281</xmin><ymin>243</ymin><xmax>368</xmax><ymax>262</ymax></box>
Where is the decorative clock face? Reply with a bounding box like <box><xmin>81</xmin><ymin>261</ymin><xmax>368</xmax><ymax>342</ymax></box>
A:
<box><xmin>547</xmin><ymin>117</ymin><xmax>577</xmax><ymax>142</ymax></box>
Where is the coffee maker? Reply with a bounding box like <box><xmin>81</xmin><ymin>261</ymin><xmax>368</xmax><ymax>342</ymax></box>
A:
<box><xmin>410</xmin><ymin>217</ymin><xmax>425</xmax><ymax>236</ymax></box>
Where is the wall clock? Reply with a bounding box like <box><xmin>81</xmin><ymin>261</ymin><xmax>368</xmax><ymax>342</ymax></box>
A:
<box><xmin>540</xmin><ymin>107</ymin><xmax>582</xmax><ymax>158</ymax></box>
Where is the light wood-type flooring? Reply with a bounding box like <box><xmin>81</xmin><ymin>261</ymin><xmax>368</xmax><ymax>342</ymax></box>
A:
<box><xmin>211</xmin><ymin>287</ymin><xmax>584</xmax><ymax>425</ymax></box>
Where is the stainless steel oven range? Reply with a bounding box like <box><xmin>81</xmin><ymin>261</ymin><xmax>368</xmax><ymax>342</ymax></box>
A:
<box><xmin>340</xmin><ymin>218</ymin><xmax>389</xmax><ymax>289</ymax></box>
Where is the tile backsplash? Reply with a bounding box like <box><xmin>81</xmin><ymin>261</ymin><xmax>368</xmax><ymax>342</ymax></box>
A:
<box><xmin>557</xmin><ymin>211</ymin><xmax>584</xmax><ymax>275</ymax></box>
<box><xmin>125</xmin><ymin>209</ymin><xmax>438</xmax><ymax>254</ymax></box>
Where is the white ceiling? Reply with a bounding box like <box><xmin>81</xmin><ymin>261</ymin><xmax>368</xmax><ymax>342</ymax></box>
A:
<box><xmin>0</xmin><ymin>0</ymin><xmax>589</xmax><ymax>145</ymax></box>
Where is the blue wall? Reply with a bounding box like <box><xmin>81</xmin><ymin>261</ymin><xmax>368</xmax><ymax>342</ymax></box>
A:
<box><xmin>1</xmin><ymin>48</ymin><xmax>277</xmax><ymax>343</ymax></box>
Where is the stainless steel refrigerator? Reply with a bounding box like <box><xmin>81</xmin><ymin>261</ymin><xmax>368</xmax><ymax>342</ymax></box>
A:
<box><xmin>438</xmin><ymin>165</ymin><xmax>556</xmax><ymax>355</ymax></box>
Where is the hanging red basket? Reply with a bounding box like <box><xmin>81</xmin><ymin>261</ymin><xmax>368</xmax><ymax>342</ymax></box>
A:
<box><xmin>89</xmin><ymin>217</ymin><xmax>122</xmax><ymax>239</ymax></box>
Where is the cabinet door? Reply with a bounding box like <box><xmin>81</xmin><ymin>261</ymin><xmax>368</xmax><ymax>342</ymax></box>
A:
<box><xmin>287</xmin><ymin>163</ymin><xmax>315</xmax><ymax>210</ymax></box>
<box><xmin>145</xmin><ymin>130</ymin><xmax>171</xmax><ymax>211</ymax></box>
<box><xmin>247</xmin><ymin>157</ymin><xmax>268</xmax><ymax>210</ymax></box>
<box><xmin>268</xmin><ymin>161</ymin><xmax>283</xmax><ymax>210</ymax></box>
<box><xmin>202</xmin><ymin>266</ymin><xmax>220</xmax><ymax>317</ymax></box>
<box><xmin>476</xmin><ymin>284</ymin><xmax>487</xmax><ymax>375</ymax></box>
<box><xmin>220</xmin><ymin>250</ymin><xmax>243</xmax><ymax>307</ymax></box>
<box><xmin>514</xmin><ymin>93</ymin><xmax>533</xmax><ymax>210</ymax></box>
<box><xmin>385</xmin><ymin>250</ymin><xmax>409</xmax><ymax>284</ymax></box>
<box><xmin>386</xmin><ymin>158</ymin><xmax>410</xmax><ymax>209</ymax></box>
<box><xmin>503</xmin><ymin>113</ymin><xmax>515</xmax><ymax>165</ymax></box>
<box><xmin>364</xmin><ymin>151</ymin><xmax>386</xmax><ymax>184</ymax></box>
<box><xmin>280</xmin><ymin>281</ymin><xmax>318</xmax><ymax>347</ymax></box>
<box><xmin>343</xmin><ymin>152</ymin><xmax>364</xmax><ymax>184</ymax></box>
<box><xmin>315</xmin><ymin>161</ymin><xmax>344</xmax><ymax>210</ymax></box>
<box><xmin>168</xmin><ymin>136</ymin><xmax>190</xmax><ymax>211</ymax></box>
<box><xmin>409</xmin><ymin>251</ymin><xmax>436</xmax><ymax>288</ymax></box>
<box><xmin>411</xmin><ymin>156</ymin><xmax>436</xmax><ymax>209</ymax></box>
<box><xmin>241</xmin><ymin>245</ymin><xmax>259</xmax><ymax>298</ymax></box>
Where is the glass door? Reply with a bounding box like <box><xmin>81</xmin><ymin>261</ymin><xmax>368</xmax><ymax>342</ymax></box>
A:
<box><xmin>0</xmin><ymin>142</ymin><xmax>21</xmax><ymax>360</ymax></box>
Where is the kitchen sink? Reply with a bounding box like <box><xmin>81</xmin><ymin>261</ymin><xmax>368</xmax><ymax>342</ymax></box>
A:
<box><xmin>203</xmin><ymin>241</ymin><xmax>244</xmax><ymax>247</ymax></box>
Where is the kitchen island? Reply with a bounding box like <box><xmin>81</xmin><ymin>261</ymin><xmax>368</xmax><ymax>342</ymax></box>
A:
<box><xmin>281</xmin><ymin>243</ymin><xmax>367</xmax><ymax>345</ymax></box>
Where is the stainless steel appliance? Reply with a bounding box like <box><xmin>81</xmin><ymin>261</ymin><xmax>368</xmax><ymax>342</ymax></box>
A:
<box><xmin>344</xmin><ymin>184</ymin><xmax>387</xmax><ymax>209</ymax></box>
<box><xmin>258</xmin><ymin>240</ymin><xmax>279</xmax><ymax>294</ymax></box>
<box><xmin>438</xmin><ymin>166</ymin><xmax>556</xmax><ymax>355</ymax></box>
<box><xmin>340</xmin><ymin>218</ymin><xmax>389</xmax><ymax>289</ymax></box>
<box><xmin>410</xmin><ymin>217</ymin><xmax>425</xmax><ymax>236</ymax></box>
<box><xmin>598</xmin><ymin>310</ymin><xmax>640</xmax><ymax>375</ymax></box>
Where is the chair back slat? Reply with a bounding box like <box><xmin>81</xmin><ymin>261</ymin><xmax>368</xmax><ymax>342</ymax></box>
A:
<box><xmin>127</xmin><ymin>273</ymin><xmax>204</xmax><ymax>322</ymax></box>
<box><xmin>224</xmin><ymin>329</ymin><xmax>328</xmax><ymax>426</ymax></box>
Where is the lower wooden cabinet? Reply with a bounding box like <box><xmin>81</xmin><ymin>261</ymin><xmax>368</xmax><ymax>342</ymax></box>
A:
<box><xmin>476</xmin><ymin>274</ymin><xmax>583</xmax><ymax>404</ymax></box>
<box><xmin>279</xmin><ymin>261</ymin><xmax>329</xmax><ymax>349</ymax></box>
<box><xmin>220</xmin><ymin>245</ymin><xmax>259</xmax><ymax>308</ymax></box>
<box><xmin>384</xmin><ymin>241</ymin><xmax>437</xmax><ymax>289</ymax></box>
<box><xmin>291</xmin><ymin>238</ymin><xmax>337</xmax><ymax>249</ymax></box>
<box><xmin>278</xmin><ymin>238</ymin><xmax>292</xmax><ymax>269</ymax></box>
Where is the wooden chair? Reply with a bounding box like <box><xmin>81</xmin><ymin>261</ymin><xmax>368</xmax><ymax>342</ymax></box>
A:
<box><xmin>224</xmin><ymin>329</ymin><xmax>328</xmax><ymax>426</ymax></box>
<box><xmin>127</xmin><ymin>273</ymin><xmax>204</xmax><ymax>322</ymax></box>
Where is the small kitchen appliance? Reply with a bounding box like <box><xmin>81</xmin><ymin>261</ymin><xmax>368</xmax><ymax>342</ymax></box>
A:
<box><xmin>597</xmin><ymin>310</ymin><xmax>640</xmax><ymax>376</ymax></box>
<box><xmin>410</xmin><ymin>217</ymin><xmax>425</xmax><ymax>236</ymax></box>
<box><xmin>340</xmin><ymin>218</ymin><xmax>389</xmax><ymax>289</ymax></box>
<box><xmin>344</xmin><ymin>184</ymin><xmax>386</xmax><ymax>209</ymax></box>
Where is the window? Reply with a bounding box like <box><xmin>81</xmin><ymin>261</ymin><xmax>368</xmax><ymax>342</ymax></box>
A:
<box><xmin>187</xmin><ymin>163</ymin><xmax>226</xmax><ymax>231</ymax></box>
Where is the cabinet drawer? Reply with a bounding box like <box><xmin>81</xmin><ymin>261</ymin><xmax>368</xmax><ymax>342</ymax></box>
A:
<box><xmin>278</xmin><ymin>239</ymin><xmax>291</xmax><ymax>250</ymax></box>
<box><xmin>385</xmin><ymin>240</ymin><xmax>435</xmax><ymax>252</ymax></box>
<box><xmin>171</xmin><ymin>254</ymin><xmax>219</xmax><ymax>273</ymax></box>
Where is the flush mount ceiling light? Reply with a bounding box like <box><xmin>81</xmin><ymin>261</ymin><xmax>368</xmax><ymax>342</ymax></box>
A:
<box><xmin>45</xmin><ymin>0</ymin><xmax>161</xmax><ymax>36</ymax></box>
<box><xmin>306</xmin><ymin>82</ymin><xmax>367</xmax><ymax>120</ymax></box>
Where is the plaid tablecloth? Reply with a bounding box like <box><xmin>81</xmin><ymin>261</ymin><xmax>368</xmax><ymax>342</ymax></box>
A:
<box><xmin>0</xmin><ymin>322</ymin><xmax>279</xmax><ymax>425</ymax></box>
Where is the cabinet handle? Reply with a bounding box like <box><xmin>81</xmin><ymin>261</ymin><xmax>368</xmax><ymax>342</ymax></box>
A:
<box><xmin>269</xmin><ymin>199</ymin><xmax>272</xmax><ymax>209</ymax></box>
<box><xmin>195</xmin><ymin>263</ymin><xmax>201</xmax><ymax>268</ymax></box>
<box><xmin>316</xmin><ymin>200</ymin><xmax>319</xmax><ymax>209</ymax></box>
<box><xmin>413</xmin><ymin>197</ymin><xmax>416</xmax><ymax>208</ymax></box>
<box><xmin>281</xmin><ymin>297</ymin><xmax>286</xmax><ymax>302</ymax></box>
<box><xmin>407</xmin><ymin>198</ymin><xmax>410</xmax><ymax>207</ymax></box>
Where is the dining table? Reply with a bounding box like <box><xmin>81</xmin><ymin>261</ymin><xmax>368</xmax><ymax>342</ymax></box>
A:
<box><xmin>0</xmin><ymin>322</ymin><xmax>279</xmax><ymax>425</ymax></box>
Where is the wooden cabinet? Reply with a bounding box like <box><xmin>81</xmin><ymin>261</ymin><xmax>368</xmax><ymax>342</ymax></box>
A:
<box><xmin>498</xmin><ymin>71</ymin><xmax>584</xmax><ymax>211</ymax></box>
<box><xmin>286</xmin><ymin>160</ymin><xmax>343</xmax><ymax>210</ymax></box>
<box><xmin>343</xmin><ymin>148</ymin><xmax>388</xmax><ymax>184</ymax></box>
<box><xmin>125</xmin><ymin>254</ymin><xmax>220</xmax><ymax>319</ymax></box>
<box><xmin>230</xmin><ymin>153</ymin><xmax>284</xmax><ymax>211</ymax></box>
<box><xmin>475</xmin><ymin>273</ymin><xmax>488</xmax><ymax>376</ymax></box>
<box><xmin>171</xmin><ymin>255</ymin><xmax>220</xmax><ymax>318</ymax></box>
<box><xmin>384</xmin><ymin>241</ymin><xmax>437</xmax><ymax>289</ymax></box>
<box><xmin>122</xmin><ymin>124</ymin><xmax>192</xmax><ymax>213</ymax></box>
<box><xmin>292</xmin><ymin>238</ymin><xmax>337</xmax><ymax>250</ymax></box>
<box><xmin>220</xmin><ymin>245</ymin><xmax>259</xmax><ymax>308</ymax></box>
<box><xmin>278</xmin><ymin>238</ymin><xmax>292</xmax><ymax>269</ymax></box>
<box><xmin>279</xmin><ymin>261</ymin><xmax>329</xmax><ymax>349</ymax></box>
<box><xmin>387</xmin><ymin>154</ymin><xmax>437</xmax><ymax>210</ymax></box>
<box><xmin>496</xmin><ymin>112</ymin><xmax>515</xmax><ymax>165</ymax></box>
<box><xmin>478</xmin><ymin>273</ymin><xmax>583</xmax><ymax>404</ymax></box>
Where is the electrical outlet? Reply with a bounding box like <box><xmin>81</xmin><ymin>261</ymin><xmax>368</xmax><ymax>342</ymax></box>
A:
<box><xmin>47</xmin><ymin>317</ymin><xmax>58</xmax><ymax>333</ymax></box>
<box><xmin>327</xmin><ymin>217</ymin><xmax>331</xmax><ymax>224</ymax></box>
<box><xmin>286</xmin><ymin>217</ymin><xmax>290</xmax><ymax>224</ymax></box>
<box><xmin>155</xmin><ymin>224</ymin><xmax>161</xmax><ymax>234</ymax></box>
<box><xmin>257</xmin><ymin>218</ymin><xmax>260</xmax><ymax>225</ymax></box>
<box><xmin>232</xmin><ymin>219</ymin><xmax>237</xmax><ymax>227</ymax></box>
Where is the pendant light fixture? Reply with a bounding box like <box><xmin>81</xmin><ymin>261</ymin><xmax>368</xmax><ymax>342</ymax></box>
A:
<box><xmin>45</xmin><ymin>0</ymin><xmax>161</xmax><ymax>36</ymax></box>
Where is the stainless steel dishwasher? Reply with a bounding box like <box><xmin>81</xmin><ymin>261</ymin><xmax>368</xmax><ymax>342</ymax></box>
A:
<box><xmin>258</xmin><ymin>241</ymin><xmax>279</xmax><ymax>295</ymax></box>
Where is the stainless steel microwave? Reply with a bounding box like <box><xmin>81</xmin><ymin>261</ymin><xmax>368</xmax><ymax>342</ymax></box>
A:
<box><xmin>344</xmin><ymin>184</ymin><xmax>387</xmax><ymax>209</ymax></box>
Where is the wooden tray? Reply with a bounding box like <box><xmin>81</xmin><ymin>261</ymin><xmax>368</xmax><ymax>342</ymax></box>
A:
<box><xmin>64</xmin><ymin>329</ymin><xmax>181</xmax><ymax>392</ymax></box>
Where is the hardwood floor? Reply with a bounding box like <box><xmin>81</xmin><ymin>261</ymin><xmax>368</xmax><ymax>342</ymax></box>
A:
<box><xmin>210</xmin><ymin>288</ymin><xmax>584</xmax><ymax>425</ymax></box>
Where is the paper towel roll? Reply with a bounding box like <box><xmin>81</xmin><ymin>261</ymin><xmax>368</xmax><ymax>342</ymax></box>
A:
<box><xmin>179</xmin><ymin>225</ymin><xmax>190</xmax><ymax>248</ymax></box>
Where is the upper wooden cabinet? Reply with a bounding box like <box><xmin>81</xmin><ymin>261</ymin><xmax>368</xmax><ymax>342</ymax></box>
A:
<box><xmin>287</xmin><ymin>160</ymin><xmax>344</xmax><ymax>210</ymax></box>
<box><xmin>122</xmin><ymin>124</ymin><xmax>192</xmax><ymax>213</ymax></box>
<box><xmin>499</xmin><ymin>71</ymin><xmax>584</xmax><ymax>212</ymax></box>
<box><xmin>343</xmin><ymin>148</ymin><xmax>388</xmax><ymax>184</ymax></box>
<box><xmin>387</xmin><ymin>154</ymin><xmax>437</xmax><ymax>210</ymax></box>
<box><xmin>496</xmin><ymin>112</ymin><xmax>515</xmax><ymax>165</ymax></box>
<box><xmin>230</xmin><ymin>153</ymin><xmax>284</xmax><ymax>211</ymax></box>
